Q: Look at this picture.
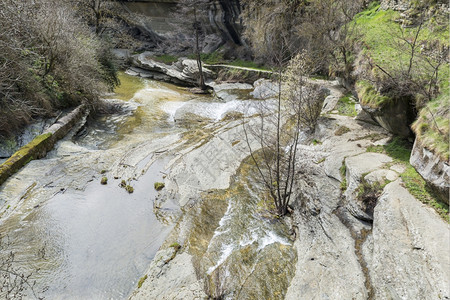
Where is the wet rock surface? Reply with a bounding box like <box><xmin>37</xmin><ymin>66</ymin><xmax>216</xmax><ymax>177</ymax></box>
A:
<box><xmin>1</xmin><ymin>74</ymin><xmax>448</xmax><ymax>300</ymax></box>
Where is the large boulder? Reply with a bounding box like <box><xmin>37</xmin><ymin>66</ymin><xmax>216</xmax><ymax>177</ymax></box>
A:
<box><xmin>410</xmin><ymin>139</ymin><xmax>449</xmax><ymax>204</ymax></box>
<box><xmin>360</xmin><ymin>97</ymin><xmax>415</xmax><ymax>137</ymax></box>
<box><xmin>132</xmin><ymin>53</ymin><xmax>214</xmax><ymax>86</ymax></box>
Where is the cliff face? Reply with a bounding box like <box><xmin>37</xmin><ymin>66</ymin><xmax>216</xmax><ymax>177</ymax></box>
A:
<box><xmin>124</xmin><ymin>0</ymin><xmax>243</xmax><ymax>52</ymax></box>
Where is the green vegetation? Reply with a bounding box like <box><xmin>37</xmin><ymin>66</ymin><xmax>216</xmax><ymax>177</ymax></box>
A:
<box><xmin>152</xmin><ymin>54</ymin><xmax>179</xmax><ymax>64</ymax></box>
<box><xmin>0</xmin><ymin>133</ymin><xmax>53</xmax><ymax>185</ymax></box>
<box><xmin>315</xmin><ymin>157</ymin><xmax>326</xmax><ymax>164</ymax></box>
<box><xmin>336</xmin><ymin>94</ymin><xmax>357</xmax><ymax>116</ymax></box>
<box><xmin>366</xmin><ymin>144</ymin><xmax>384</xmax><ymax>153</ymax></box>
<box><xmin>412</xmin><ymin>87</ymin><xmax>449</xmax><ymax>161</ymax></box>
<box><xmin>312</xmin><ymin>139</ymin><xmax>322</xmax><ymax>145</ymax></box>
<box><xmin>226</xmin><ymin>59</ymin><xmax>270</xmax><ymax>71</ymax></box>
<box><xmin>154</xmin><ymin>182</ymin><xmax>165</xmax><ymax>191</ymax></box>
<box><xmin>356</xmin><ymin>80</ymin><xmax>391</xmax><ymax>108</ymax></box>
<box><xmin>340</xmin><ymin>162</ymin><xmax>348</xmax><ymax>192</ymax></box>
<box><xmin>186</xmin><ymin>50</ymin><xmax>269</xmax><ymax>70</ymax></box>
<box><xmin>366</xmin><ymin>137</ymin><xmax>449</xmax><ymax>221</ymax></box>
<box><xmin>101</xmin><ymin>177</ymin><xmax>108</xmax><ymax>185</ymax></box>
<box><xmin>0</xmin><ymin>0</ymin><xmax>120</xmax><ymax>137</ymax></box>
<box><xmin>120</xmin><ymin>180</ymin><xmax>127</xmax><ymax>188</ymax></box>
<box><xmin>137</xmin><ymin>275</ymin><xmax>147</xmax><ymax>288</ymax></box>
<box><xmin>335</xmin><ymin>126</ymin><xmax>351</xmax><ymax>136</ymax></box>
<box><xmin>100</xmin><ymin>169</ymin><xmax>107</xmax><ymax>174</ymax></box>
<box><xmin>189</xmin><ymin>51</ymin><xmax>224</xmax><ymax>64</ymax></box>
<box><xmin>169</xmin><ymin>242</ymin><xmax>181</xmax><ymax>251</ymax></box>
<box><xmin>357</xmin><ymin>177</ymin><xmax>385</xmax><ymax>214</ymax></box>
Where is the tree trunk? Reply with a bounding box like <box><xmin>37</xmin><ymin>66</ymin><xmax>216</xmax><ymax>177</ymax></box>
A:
<box><xmin>194</xmin><ymin>7</ymin><xmax>206</xmax><ymax>90</ymax></box>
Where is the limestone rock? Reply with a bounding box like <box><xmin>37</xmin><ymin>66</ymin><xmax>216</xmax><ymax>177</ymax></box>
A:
<box><xmin>410</xmin><ymin>139</ymin><xmax>449</xmax><ymax>204</ymax></box>
<box><xmin>366</xmin><ymin>180</ymin><xmax>450</xmax><ymax>299</ymax></box>
<box><xmin>360</xmin><ymin>98</ymin><xmax>415</xmax><ymax>137</ymax></box>
<box><xmin>132</xmin><ymin>53</ymin><xmax>214</xmax><ymax>87</ymax></box>
<box><xmin>129</xmin><ymin>251</ymin><xmax>207</xmax><ymax>300</ymax></box>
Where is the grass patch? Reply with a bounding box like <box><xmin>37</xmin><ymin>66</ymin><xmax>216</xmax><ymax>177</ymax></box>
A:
<box><xmin>137</xmin><ymin>275</ymin><xmax>147</xmax><ymax>288</ymax></box>
<box><xmin>366</xmin><ymin>144</ymin><xmax>384</xmax><ymax>153</ymax></box>
<box><xmin>356</xmin><ymin>80</ymin><xmax>392</xmax><ymax>108</ymax></box>
<box><xmin>401</xmin><ymin>166</ymin><xmax>449</xmax><ymax>222</ymax></box>
<box><xmin>169</xmin><ymin>242</ymin><xmax>181</xmax><ymax>251</ymax></box>
<box><xmin>335</xmin><ymin>126</ymin><xmax>351</xmax><ymax>136</ymax></box>
<box><xmin>152</xmin><ymin>54</ymin><xmax>178</xmax><ymax>64</ymax></box>
<box><xmin>412</xmin><ymin>86</ymin><xmax>449</xmax><ymax>161</ymax></box>
<box><xmin>312</xmin><ymin>139</ymin><xmax>322</xmax><ymax>145</ymax></box>
<box><xmin>368</xmin><ymin>137</ymin><xmax>449</xmax><ymax>221</ymax></box>
<box><xmin>315</xmin><ymin>157</ymin><xmax>326</xmax><ymax>164</ymax></box>
<box><xmin>353</xmin><ymin>2</ymin><xmax>449</xmax><ymax>70</ymax></box>
<box><xmin>352</xmin><ymin>2</ymin><xmax>449</xmax><ymax>109</ymax></box>
<box><xmin>336</xmin><ymin>93</ymin><xmax>357</xmax><ymax>117</ymax></box>
<box><xmin>226</xmin><ymin>59</ymin><xmax>270</xmax><ymax>71</ymax></box>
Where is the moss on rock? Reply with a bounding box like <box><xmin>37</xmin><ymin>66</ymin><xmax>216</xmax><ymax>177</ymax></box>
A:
<box><xmin>412</xmin><ymin>89</ymin><xmax>449</xmax><ymax>161</ymax></box>
<box><xmin>356</xmin><ymin>80</ymin><xmax>391</xmax><ymax>109</ymax></box>
<box><xmin>0</xmin><ymin>133</ymin><xmax>53</xmax><ymax>185</ymax></box>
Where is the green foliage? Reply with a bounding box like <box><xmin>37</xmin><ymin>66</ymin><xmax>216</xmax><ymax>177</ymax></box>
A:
<box><xmin>312</xmin><ymin>139</ymin><xmax>322</xmax><ymax>145</ymax></box>
<box><xmin>336</xmin><ymin>93</ymin><xmax>357</xmax><ymax>116</ymax></box>
<box><xmin>99</xmin><ymin>47</ymin><xmax>120</xmax><ymax>92</ymax></box>
<box><xmin>412</xmin><ymin>86</ymin><xmax>449</xmax><ymax>161</ymax></box>
<box><xmin>169</xmin><ymin>242</ymin><xmax>181</xmax><ymax>251</ymax></box>
<box><xmin>101</xmin><ymin>177</ymin><xmax>108</xmax><ymax>185</ymax></box>
<box><xmin>356</xmin><ymin>80</ymin><xmax>391</xmax><ymax>108</ymax></box>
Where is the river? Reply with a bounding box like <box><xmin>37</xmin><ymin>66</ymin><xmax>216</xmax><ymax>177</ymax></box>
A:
<box><xmin>0</xmin><ymin>73</ymin><xmax>241</xmax><ymax>299</ymax></box>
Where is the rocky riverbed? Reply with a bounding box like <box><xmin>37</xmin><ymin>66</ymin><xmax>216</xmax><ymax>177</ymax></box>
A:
<box><xmin>129</xmin><ymin>79</ymin><xmax>450</xmax><ymax>300</ymax></box>
<box><xmin>0</xmin><ymin>73</ymin><xmax>448</xmax><ymax>300</ymax></box>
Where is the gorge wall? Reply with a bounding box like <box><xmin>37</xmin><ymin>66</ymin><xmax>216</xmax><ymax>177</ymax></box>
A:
<box><xmin>124</xmin><ymin>0</ymin><xmax>244</xmax><ymax>52</ymax></box>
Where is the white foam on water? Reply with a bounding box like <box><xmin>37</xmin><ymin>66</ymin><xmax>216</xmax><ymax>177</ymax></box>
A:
<box><xmin>159</xmin><ymin>101</ymin><xmax>187</xmax><ymax>122</ymax></box>
<box><xmin>258</xmin><ymin>231</ymin><xmax>291</xmax><ymax>250</ymax></box>
<box><xmin>207</xmin><ymin>243</ymin><xmax>235</xmax><ymax>275</ymax></box>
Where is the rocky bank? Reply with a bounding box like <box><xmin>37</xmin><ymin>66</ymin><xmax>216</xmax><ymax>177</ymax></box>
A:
<box><xmin>129</xmin><ymin>80</ymin><xmax>450</xmax><ymax>299</ymax></box>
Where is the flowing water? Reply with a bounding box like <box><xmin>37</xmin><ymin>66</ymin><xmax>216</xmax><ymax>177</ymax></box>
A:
<box><xmin>0</xmin><ymin>73</ymin><xmax>225</xmax><ymax>299</ymax></box>
<box><xmin>0</xmin><ymin>73</ymin><xmax>296</xmax><ymax>299</ymax></box>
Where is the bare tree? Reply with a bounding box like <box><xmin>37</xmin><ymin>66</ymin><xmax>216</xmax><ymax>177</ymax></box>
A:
<box><xmin>171</xmin><ymin>0</ymin><xmax>210</xmax><ymax>90</ymax></box>
<box><xmin>365</xmin><ymin>12</ymin><xmax>448</xmax><ymax>107</ymax></box>
<box><xmin>0</xmin><ymin>236</ymin><xmax>44</xmax><ymax>299</ymax></box>
<box><xmin>243</xmin><ymin>50</ymin><xmax>323</xmax><ymax>216</ymax></box>
<box><xmin>0</xmin><ymin>0</ymin><xmax>119</xmax><ymax>137</ymax></box>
